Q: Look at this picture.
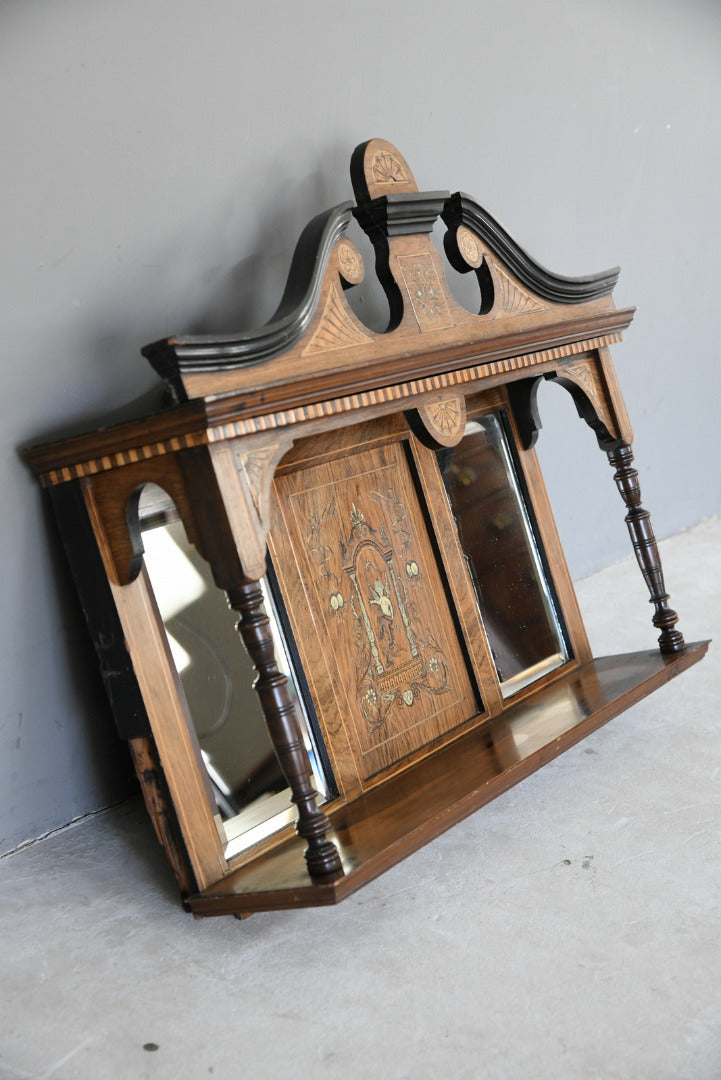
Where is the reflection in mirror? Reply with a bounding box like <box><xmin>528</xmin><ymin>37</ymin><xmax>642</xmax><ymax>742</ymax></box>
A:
<box><xmin>438</xmin><ymin>413</ymin><xmax>568</xmax><ymax>697</ymax></box>
<box><xmin>138</xmin><ymin>484</ymin><xmax>330</xmax><ymax>860</ymax></box>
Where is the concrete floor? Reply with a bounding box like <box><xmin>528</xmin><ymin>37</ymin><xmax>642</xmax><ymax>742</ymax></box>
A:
<box><xmin>2</xmin><ymin>516</ymin><xmax>719</xmax><ymax>1080</ymax></box>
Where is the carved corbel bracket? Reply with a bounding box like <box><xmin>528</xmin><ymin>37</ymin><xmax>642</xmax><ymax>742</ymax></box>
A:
<box><xmin>508</xmin><ymin>348</ymin><xmax>633</xmax><ymax>451</ymax></box>
<box><xmin>80</xmin><ymin>431</ymin><xmax>295</xmax><ymax>592</ymax></box>
<box><xmin>207</xmin><ymin>433</ymin><xmax>295</xmax><ymax>584</ymax></box>
<box><xmin>82</xmin><ymin>454</ymin><xmax>201</xmax><ymax>588</ymax></box>
<box><xmin>547</xmin><ymin>348</ymin><xmax>633</xmax><ymax>450</ymax></box>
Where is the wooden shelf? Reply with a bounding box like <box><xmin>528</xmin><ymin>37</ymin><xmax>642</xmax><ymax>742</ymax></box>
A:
<box><xmin>188</xmin><ymin>641</ymin><xmax>708</xmax><ymax>917</ymax></box>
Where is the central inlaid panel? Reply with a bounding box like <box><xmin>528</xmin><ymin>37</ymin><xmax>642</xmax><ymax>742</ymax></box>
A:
<box><xmin>271</xmin><ymin>438</ymin><xmax>479</xmax><ymax>792</ymax></box>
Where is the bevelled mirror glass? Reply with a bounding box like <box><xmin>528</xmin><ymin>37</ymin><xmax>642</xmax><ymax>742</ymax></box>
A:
<box><xmin>438</xmin><ymin>412</ymin><xmax>569</xmax><ymax>697</ymax></box>
<box><xmin>138</xmin><ymin>484</ymin><xmax>331</xmax><ymax>860</ymax></box>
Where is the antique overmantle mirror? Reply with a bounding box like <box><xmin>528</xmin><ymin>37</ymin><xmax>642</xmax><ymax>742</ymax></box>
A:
<box><xmin>25</xmin><ymin>139</ymin><xmax>707</xmax><ymax>917</ymax></box>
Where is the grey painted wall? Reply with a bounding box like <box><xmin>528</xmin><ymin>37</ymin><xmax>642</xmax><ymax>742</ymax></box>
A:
<box><xmin>2</xmin><ymin>0</ymin><xmax>719</xmax><ymax>852</ymax></box>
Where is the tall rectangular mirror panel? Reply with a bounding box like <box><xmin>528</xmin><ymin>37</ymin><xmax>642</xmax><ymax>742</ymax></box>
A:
<box><xmin>437</xmin><ymin>412</ymin><xmax>569</xmax><ymax>698</ymax></box>
<box><xmin>139</xmin><ymin>485</ymin><xmax>332</xmax><ymax>861</ymax></box>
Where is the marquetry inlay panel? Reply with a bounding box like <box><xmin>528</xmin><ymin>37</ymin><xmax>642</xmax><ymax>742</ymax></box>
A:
<box><xmin>397</xmin><ymin>254</ymin><xmax>453</xmax><ymax>332</ymax></box>
<box><xmin>271</xmin><ymin>438</ymin><xmax>477</xmax><ymax>790</ymax></box>
<box><xmin>25</xmin><ymin>137</ymin><xmax>699</xmax><ymax>923</ymax></box>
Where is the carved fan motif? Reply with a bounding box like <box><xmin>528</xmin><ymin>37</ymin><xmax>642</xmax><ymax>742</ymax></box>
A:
<box><xmin>371</xmin><ymin>150</ymin><xmax>409</xmax><ymax>185</ymax></box>
<box><xmin>490</xmin><ymin>260</ymin><xmax>547</xmax><ymax>316</ymax></box>
<box><xmin>416</xmin><ymin>396</ymin><xmax>467</xmax><ymax>447</ymax></box>
<box><xmin>234</xmin><ymin>442</ymin><xmax>284</xmax><ymax>520</ymax></box>
<box><xmin>302</xmin><ymin>283</ymin><xmax>373</xmax><ymax>355</ymax></box>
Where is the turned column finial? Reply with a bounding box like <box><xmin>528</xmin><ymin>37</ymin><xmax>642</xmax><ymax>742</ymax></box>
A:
<box><xmin>608</xmin><ymin>444</ymin><xmax>686</xmax><ymax>655</ymax></box>
<box><xmin>227</xmin><ymin>580</ymin><xmax>343</xmax><ymax>879</ymax></box>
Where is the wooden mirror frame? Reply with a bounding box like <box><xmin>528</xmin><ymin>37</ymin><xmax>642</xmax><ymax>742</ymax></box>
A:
<box><xmin>25</xmin><ymin>139</ymin><xmax>708</xmax><ymax>918</ymax></box>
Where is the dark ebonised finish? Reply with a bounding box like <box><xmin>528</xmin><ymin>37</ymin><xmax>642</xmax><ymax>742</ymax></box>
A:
<box><xmin>226</xmin><ymin>580</ymin><xmax>343</xmax><ymax>879</ymax></box>
<box><xmin>442</xmin><ymin>192</ymin><xmax>619</xmax><ymax>304</ymax></box>
<box><xmin>142</xmin><ymin>203</ymin><xmax>354</xmax><ymax>390</ymax></box>
<box><xmin>140</xmin><ymin>140</ymin><xmax>622</xmax><ymax>399</ymax></box>
<box><xmin>608</xmin><ymin>445</ymin><xmax>686</xmax><ymax>655</ymax></box>
<box><xmin>49</xmin><ymin>481</ymin><xmax>150</xmax><ymax>741</ymax></box>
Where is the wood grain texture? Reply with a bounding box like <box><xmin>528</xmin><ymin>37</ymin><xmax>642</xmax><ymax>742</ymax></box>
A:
<box><xmin>506</xmin><ymin>347</ymin><xmax>634</xmax><ymax>454</ymax></box>
<box><xmin>272</xmin><ymin>433</ymin><xmax>478</xmax><ymax>792</ymax></box>
<box><xmin>142</xmin><ymin>203</ymin><xmax>356</xmax><ymax>379</ymax></box>
<box><xmin>206</xmin><ymin>439</ymin><xmax>279</xmax><ymax>582</ymax></box>
<box><xmin>128</xmin><ymin>735</ymin><xmax>196</xmax><ymax>898</ymax></box>
<box><xmin>84</xmin><ymin>481</ymin><xmax>227</xmax><ymax>890</ymax></box>
<box><xmin>82</xmin><ymin>454</ymin><xmax>199</xmax><ymax>586</ymax></box>
<box><xmin>441</xmin><ymin>191</ymin><xmax>620</xmax><ymax>304</ymax></box>
<box><xmin>48</xmin><ymin>480</ymin><xmax>150</xmax><ymax>739</ymax></box>
<box><xmin>409</xmin><ymin>432</ymin><xmax>504</xmax><ymax>714</ymax></box>
<box><xmin>24</xmin><ymin>400</ymin><xmax>208</xmax><ymax>485</ymax></box>
<box><xmin>595</xmin><ymin>345</ymin><xmax>634</xmax><ymax>445</ymax></box>
<box><xmin>548</xmin><ymin>352</ymin><xmax>623</xmax><ymax>449</ymax></box>
<box><xmin>186</xmin><ymin>313</ymin><xmax>632</xmax><ymax>419</ymax></box>
<box><xmin>411</xmin><ymin>394</ymin><xmax>467</xmax><ymax>448</ymax></box>
<box><xmin>140</xmin><ymin>127</ymin><xmax>634</xmax><ymax>403</ymax></box>
<box><xmin>350</xmin><ymin>138</ymin><xmax>420</xmax><ymax>202</ymax></box>
<box><xmin>186</xmin><ymin>641</ymin><xmax>709</xmax><ymax>915</ymax></box>
<box><xmin>25</xmin><ymin>324</ymin><xmax>631</xmax><ymax>490</ymax></box>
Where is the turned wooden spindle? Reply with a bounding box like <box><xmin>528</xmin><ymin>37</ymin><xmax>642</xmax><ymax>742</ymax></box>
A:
<box><xmin>607</xmin><ymin>444</ymin><xmax>685</xmax><ymax>655</ymax></box>
<box><xmin>226</xmin><ymin>580</ymin><xmax>343</xmax><ymax>879</ymax></box>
